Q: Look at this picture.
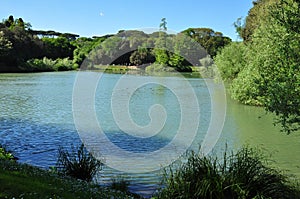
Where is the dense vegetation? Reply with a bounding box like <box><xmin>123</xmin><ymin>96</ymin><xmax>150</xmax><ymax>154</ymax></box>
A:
<box><xmin>2</xmin><ymin>144</ymin><xmax>299</xmax><ymax>198</ymax></box>
<box><xmin>215</xmin><ymin>0</ymin><xmax>300</xmax><ymax>133</ymax></box>
<box><xmin>0</xmin><ymin>15</ymin><xmax>109</xmax><ymax>72</ymax></box>
<box><xmin>0</xmin><ymin>15</ymin><xmax>231</xmax><ymax>72</ymax></box>
<box><xmin>157</xmin><ymin>147</ymin><xmax>300</xmax><ymax>199</ymax></box>
<box><xmin>79</xmin><ymin>20</ymin><xmax>231</xmax><ymax>72</ymax></box>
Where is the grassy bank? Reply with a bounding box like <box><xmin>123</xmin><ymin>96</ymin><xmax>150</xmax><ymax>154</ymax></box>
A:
<box><xmin>0</xmin><ymin>159</ymin><xmax>135</xmax><ymax>199</ymax></box>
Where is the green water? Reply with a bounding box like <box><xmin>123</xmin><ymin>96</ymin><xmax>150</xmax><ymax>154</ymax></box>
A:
<box><xmin>225</xmin><ymin>96</ymin><xmax>300</xmax><ymax>177</ymax></box>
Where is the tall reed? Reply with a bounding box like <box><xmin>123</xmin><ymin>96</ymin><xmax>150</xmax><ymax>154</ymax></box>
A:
<box><xmin>158</xmin><ymin>146</ymin><xmax>299</xmax><ymax>199</ymax></box>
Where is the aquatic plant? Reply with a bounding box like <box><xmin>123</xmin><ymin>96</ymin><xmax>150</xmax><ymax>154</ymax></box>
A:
<box><xmin>56</xmin><ymin>144</ymin><xmax>103</xmax><ymax>182</ymax></box>
<box><xmin>0</xmin><ymin>145</ymin><xmax>16</xmax><ymax>161</ymax></box>
<box><xmin>158</xmin><ymin>146</ymin><xmax>299</xmax><ymax>199</ymax></box>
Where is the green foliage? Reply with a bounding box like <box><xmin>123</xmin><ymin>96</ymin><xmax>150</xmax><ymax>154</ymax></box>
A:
<box><xmin>230</xmin><ymin>64</ymin><xmax>263</xmax><ymax>105</ymax></box>
<box><xmin>159</xmin><ymin>18</ymin><xmax>167</xmax><ymax>31</ymax></box>
<box><xmin>0</xmin><ymin>15</ymin><xmax>230</xmax><ymax>73</ymax></box>
<box><xmin>145</xmin><ymin>63</ymin><xmax>176</xmax><ymax>73</ymax></box>
<box><xmin>214</xmin><ymin>42</ymin><xmax>247</xmax><ymax>81</ymax></box>
<box><xmin>233</xmin><ymin>17</ymin><xmax>245</xmax><ymax>39</ymax></box>
<box><xmin>158</xmin><ymin>147</ymin><xmax>299</xmax><ymax>199</ymax></box>
<box><xmin>216</xmin><ymin>0</ymin><xmax>300</xmax><ymax>133</ymax></box>
<box><xmin>181</xmin><ymin>27</ymin><xmax>231</xmax><ymax>57</ymax></box>
<box><xmin>56</xmin><ymin>144</ymin><xmax>103</xmax><ymax>182</ymax></box>
<box><xmin>42</xmin><ymin>36</ymin><xmax>75</xmax><ymax>59</ymax></box>
<box><xmin>3</xmin><ymin>15</ymin><xmax>31</xmax><ymax>30</ymax></box>
<box><xmin>0</xmin><ymin>146</ymin><xmax>15</xmax><ymax>160</ymax></box>
<box><xmin>53</xmin><ymin>57</ymin><xmax>77</xmax><ymax>71</ymax></box>
<box><xmin>22</xmin><ymin>57</ymin><xmax>75</xmax><ymax>72</ymax></box>
<box><xmin>72</xmin><ymin>37</ymin><xmax>106</xmax><ymax>66</ymax></box>
<box><xmin>241</xmin><ymin>0</ymin><xmax>277</xmax><ymax>42</ymax></box>
<box><xmin>248</xmin><ymin>1</ymin><xmax>300</xmax><ymax>133</ymax></box>
<box><xmin>129</xmin><ymin>48</ymin><xmax>154</xmax><ymax>66</ymax></box>
<box><xmin>110</xmin><ymin>176</ymin><xmax>130</xmax><ymax>193</ymax></box>
<box><xmin>168</xmin><ymin>53</ymin><xmax>184</xmax><ymax>68</ymax></box>
<box><xmin>154</xmin><ymin>49</ymin><xmax>169</xmax><ymax>65</ymax></box>
<box><xmin>0</xmin><ymin>15</ymin><xmax>77</xmax><ymax>71</ymax></box>
<box><xmin>0</xmin><ymin>22</ymin><xmax>44</xmax><ymax>68</ymax></box>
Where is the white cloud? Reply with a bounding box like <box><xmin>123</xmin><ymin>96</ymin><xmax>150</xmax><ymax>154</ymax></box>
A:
<box><xmin>100</xmin><ymin>12</ymin><xmax>104</xmax><ymax>16</ymax></box>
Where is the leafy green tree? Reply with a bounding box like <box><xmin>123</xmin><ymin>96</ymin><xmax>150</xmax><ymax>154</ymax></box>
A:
<box><xmin>249</xmin><ymin>0</ymin><xmax>300</xmax><ymax>133</ymax></box>
<box><xmin>214</xmin><ymin>42</ymin><xmax>247</xmax><ymax>81</ymax></box>
<box><xmin>129</xmin><ymin>48</ymin><xmax>154</xmax><ymax>66</ymax></box>
<box><xmin>225</xmin><ymin>0</ymin><xmax>299</xmax><ymax>133</ymax></box>
<box><xmin>181</xmin><ymin>28</ymin><xmax>231</xmax><ymax>57</ymax></box>
<box><xmin>16</xmin><ymin>18</ymin><xmax>25</xmax><ymax>29</ymax></box>
<box><xmin>0</xmin><ymin>26</ymin><xmax>44</xmax><ymax>68</ymax></box>
<box><xmin>168</xmin><ymin>53</ymin><xmax>184</xmax><ymax>68</ymax></box>
<box><xmin>4</xmin><ymin>15</ymin><xmax>14</xmax><ymax>28</ymax></box>
<box><xmin>42</xmin><ymin>36</ymin><xmax>75</xmax><ymax>59</ymax></box>
<box><xmin>154</xmin><ymin>48</ymin><xmax>169</xmax><ymax>65</ymax></box>
<box><xmin>72</xmin><ymin>37</ymin><xmax>106</xmax><ymax>66</ymax></box>
<box><xmin>153</xmin><ymin>18</ymin><xmax>170</xmax><ymax>67</ymax></box>
<box><xmin>159</xmin><ymin>18</ymin><xmax>167</xmax><ymax>31</ymax></box>
<box><xmin>230</xmin><ymin>62</ymin><xmax>262</xmax><ymax>106</ymax></box>
<box><xmin>241</xmin><ymin>0</ymin><xmax>277</xmax><ymax>42</ymax></box>
<box><xmin>233</xmin><ymin>17</ymin><xmax>245</xmax><ymax>39</ymax></box>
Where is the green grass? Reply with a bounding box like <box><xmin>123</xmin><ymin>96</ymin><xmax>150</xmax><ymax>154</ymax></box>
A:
<box><xmin>0</xmin><ymin>159</ymin><xmax>135</xmax><ymax>199</ymax></box>
<box><xmin>157</xmin><ymin>146</ymin><xmax>300</xmax><ymax>199</ymax></box>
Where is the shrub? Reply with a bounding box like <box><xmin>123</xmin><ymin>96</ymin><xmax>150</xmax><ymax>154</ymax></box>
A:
<box><xmin>214</xmin><ymin>42</ymin><xmax>247</xmax><ymax>81</ymax></box>
<box><xmin>22</xmin><ymin>57</ymin><xmax>76</xmax><ymax>72</ymax></box>
<box><xmin>230</xmin><ymin>64</ymin><xmax>263</xmax><ymax>106</ymax></box>
<box><xmin>53</xmin><ymin>57</ymin><xmax>76</xmax><ymax>71</ymax></box>
<box><xmin>158</xmin><ymin>146</ymin><xmax>299</xmax><ymax>199</ymax></box>
<box><xmin>145</xmin><ymin>63</ymin><xmax>176</xmax><ymax>73</ymax></box>
<box><xmin>56</xmin><ymin>144</ymin><xmax>103</xmax><ymax>182</ymax></box>
<box><xmin>110</xmin><ymin>176</ymin><xmax>130</xmax><ymax>193</ymax></box>
<box><xmin>0</xmin><ymin>145</ymin><xmax>16</xmax><ymax>161</ymax></box>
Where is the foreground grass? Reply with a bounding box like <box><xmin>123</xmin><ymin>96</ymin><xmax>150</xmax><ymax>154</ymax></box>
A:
<box><xmin>157</xmin><ymin>147</ymin><xmax>300</xmax><ymax>199</ymax></box>
<box><xmin>0</xmin><ymin>159</ymin><xmax>135</xmax><ymax>199</ymax></box>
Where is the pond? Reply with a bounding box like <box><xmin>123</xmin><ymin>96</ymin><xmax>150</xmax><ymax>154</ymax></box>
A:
<box><xmin>0</xmin><ymin>71</ymin><xmax>299</xmax><ymax>197</ymax></box>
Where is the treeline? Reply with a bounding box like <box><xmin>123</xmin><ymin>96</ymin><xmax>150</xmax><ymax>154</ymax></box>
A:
<box><xmin>0</xmin><ymin>15</ymin><xmax>109</xmax><ymax>72</ymax></box>
<box><xmin>80</xmin><ymin>27</ymin><xmax>231</xmax><ymax>72</ymax></box>
<box><xmin>0</xmin><ymin>15</ymin><xmax>231</xmax><ymax>72</ymax></box>
<box><xmin>215</xmin><ymin>0</ymin><xmax>300</xmax><ymax>133</ymax></box>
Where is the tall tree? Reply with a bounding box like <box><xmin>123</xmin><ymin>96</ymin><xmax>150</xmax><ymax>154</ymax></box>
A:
<box><xmin>159</xmin><ymin>18</ymin><xmax>167</xmax><ymax>31</ymax></box>
<box><xmin>252</xmin><ymin>0</ymin><xmax>300</xmax><ymax>133</ymax></box>
<box><xmin>181</xmin><ymin>28</ymin><xmax>231</xmax><ymax>57</ymax></box>
<box><xmin>228</xmin><ymin>0</ymin><xmax>300</xmax><ymax>133</ymax></box>
<box><xmin>241</xmin><ymin>0</ymin><xmax>277</xmax><ymax>42</ymax></box>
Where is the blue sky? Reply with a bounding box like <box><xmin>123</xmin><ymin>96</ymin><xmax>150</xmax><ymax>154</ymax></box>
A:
<box><xmin>1</xmin><ymin>0</ymin><xmax>253</xmax><ymax>40</ymax></box>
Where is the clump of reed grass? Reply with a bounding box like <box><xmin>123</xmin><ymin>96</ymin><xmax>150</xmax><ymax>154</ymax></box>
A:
<box><xmin>56</xmin><ymin>144</ymin><xmax>103</xmax><ymax>182</ymax></box>
<box><xmin>158</xmin><ymin>146</ymin><xmax>299</xmax><ymax>199</ymax></box>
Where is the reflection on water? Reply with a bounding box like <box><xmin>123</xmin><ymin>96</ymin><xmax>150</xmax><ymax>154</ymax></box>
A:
<box><xmin>0</xmin><ymin>71</ymin><xmax>299</xmax><ymax>197</ymax></box>
<box><xmin>225</xmin><ymin>96</ymin><xmax>300</xmax><ymax>177</ymax></box>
